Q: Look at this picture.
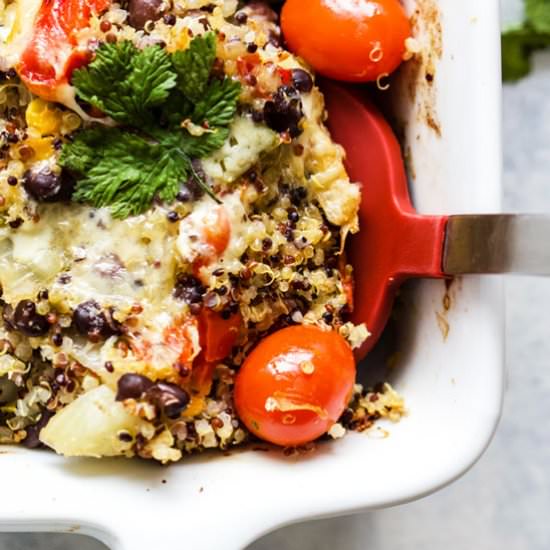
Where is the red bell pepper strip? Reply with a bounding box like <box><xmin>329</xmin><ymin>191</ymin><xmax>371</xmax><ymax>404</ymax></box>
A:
<box><xmin>17</xmin><ymin>0</ymin><xmax>110</xmax><ymax>102</ymax></box>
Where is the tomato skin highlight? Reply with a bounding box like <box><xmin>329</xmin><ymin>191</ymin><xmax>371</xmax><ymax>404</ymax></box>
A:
<box><xmin>17</xmin><ymin>0</ymin><xmax>110</xmax><ymax>100</ymax></box>
<box><xmin>234</xmin><ymin>325</ymin><xmax>356</xmax><ymax>447</ymax></box>
<box><xmin>281</xmin><ymin>0</ymin><xmax>411</xmax><ymax>82</ymax></box>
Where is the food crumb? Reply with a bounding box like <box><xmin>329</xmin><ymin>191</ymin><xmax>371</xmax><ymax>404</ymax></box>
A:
<box><xmin>328</xmin><ymin>423</ymin><xmax>346</xmax><ymax>439</ymax></box>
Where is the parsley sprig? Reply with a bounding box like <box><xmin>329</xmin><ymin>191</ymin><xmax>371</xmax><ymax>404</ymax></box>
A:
<box><xmin>60</xmin><ymin>33</ymin><xmax>241</xmax><ymax>217</ymax></box>
<box><xmin>502</xmin><ymin>0</ymin><xmax>550</xmax><ymax>81</ymax></box>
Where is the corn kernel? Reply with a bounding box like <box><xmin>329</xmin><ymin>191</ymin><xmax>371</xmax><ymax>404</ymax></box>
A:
<box><xmin>167</xmin><ymin>29</ymin><xmax>190</xmax><ymax>53</ymax></box>
<box><xmin>24</xmin><ymin>137</ymin><xmax>54</xmax><ymax>161</ymax></box>
<box><xmin>25</xmin><ymin>99</ymin><xmax>62</xmax><ymax>136</ymax></box>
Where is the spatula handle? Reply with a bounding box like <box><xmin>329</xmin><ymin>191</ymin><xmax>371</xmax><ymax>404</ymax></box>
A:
<box><xmin>443</xmin><ymin>214</ymin><xmax>550</xmax><ymax>275</ymax></box>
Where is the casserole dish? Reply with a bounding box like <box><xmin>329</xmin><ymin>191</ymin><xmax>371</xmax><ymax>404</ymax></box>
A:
<box><xmin>0</xmin><ymin>0</ymin><xmax>503</xmax><ymax>548</ymax></box>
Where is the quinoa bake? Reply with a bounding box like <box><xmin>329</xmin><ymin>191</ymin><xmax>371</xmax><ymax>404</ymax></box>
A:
<box><xmin>0</xmin><ymin>0</ymin><xmax>405</xmax><ymax>462</ymax></box>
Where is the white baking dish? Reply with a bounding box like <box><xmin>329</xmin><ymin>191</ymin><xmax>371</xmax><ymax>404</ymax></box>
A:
<box><xmin>0</xmin><ymin>1</ymin><xmax>503</xmax><ymax>548</ymax></box>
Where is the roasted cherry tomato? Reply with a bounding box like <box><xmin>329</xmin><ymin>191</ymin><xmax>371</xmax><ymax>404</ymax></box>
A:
<box><xmin>234</xmin><ymin>325</ymin><xmax>356</xmax><ymax>447</ymax></box>
<box><xmin>198</xmin><ymin>309</ymin><xmax>241</xmax><ymax>363</ymax></box>
<box><xmin>17</xmin><ymin>0</ymin><xmax>110</xmax><ymax>101</ymax></box>
<box><xmin>281</xmin><ymin>0</ymin><xmax>411</xmax><ymax>82</ymax></box>
<box><xmin>190</xmin><ymin>309</ymin><xmax>241</xmax><ymax>394</ymax></box>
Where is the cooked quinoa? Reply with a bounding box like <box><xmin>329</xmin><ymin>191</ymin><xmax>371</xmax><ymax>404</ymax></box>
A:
<box><xmin>0</xmin><ymin>0</ymin><xmax>404</xmax><ymax>462</ymax></box>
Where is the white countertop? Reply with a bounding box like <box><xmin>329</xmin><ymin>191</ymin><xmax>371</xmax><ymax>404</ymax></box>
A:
<box><xmin>3</xmin><ymin>1</ymin><xmax>550</xmax><ymax>549</ymax></box>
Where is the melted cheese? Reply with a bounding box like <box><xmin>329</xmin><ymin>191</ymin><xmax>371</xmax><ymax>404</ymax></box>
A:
<box><xmin>203</xmin><ymin>116</ymin><xmax>279</xmax><ymax>184</ymax></box>
<box><xmin>176</xmin><ymin>190</ymin><xmax>247</xmax><ymax>273</ymax></box>
<box><xmin>0</xmin><ymin>204</ymin><xmax>180</xmax><ymax>315</ymax></box>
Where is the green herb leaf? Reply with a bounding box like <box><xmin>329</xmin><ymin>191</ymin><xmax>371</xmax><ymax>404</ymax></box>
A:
<box><xmin>161</xmin><ymin>90</ymin><xmax>194</xmax><ymax>128</ymax></box>
<box><xmin>192</xmin><ymin>77</ymin><xmax>242</xmax><ymax>127</ymax></box>
<box><xmin>180</xmin><ymin>127</ymin><xmax>231</xmax><ymax>158</ymax></box>
<box><xmin>526</xmin><ymin>0</ymin><xmax>550</xmax><ymax>33</ymax></box>
<box><xmin>502</xmin><ymin>0</ymin><xmax>550</xmax><ymax>81</ymax></box>
<box><xmin>171</xmin><ymin>32</ymin><xmax>217</xmax><ymax>102</ymax></box>
<box><xmin>72</xmin><ymin>42</ymin><xmax>177</xmax><ymax>125</ymax></box>
<box><xmin>63</xmin><ymin>36</ymin><xmax>241</xmax><ymax>217</ymax></box>
<box><xmin>60</xmin><ymin>127</ymin><xmax>188</xmax><ymax>218</ymax></box>
<box><xmin>502</xmin><ymin>25</ymin><xmax>550</xmax><ymax>81</ymax></box>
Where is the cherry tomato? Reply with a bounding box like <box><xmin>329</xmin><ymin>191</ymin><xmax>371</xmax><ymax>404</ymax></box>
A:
<box><xmin>234</xmin><ymin>325</ymin><xmax>356</xmax><ymax>447</ymax></box>
<box><xmin>281</xmin><ymin>0</ymin><xmax>411</xmax><ymax>82</ymax></box>
<box><xmin>17</xmin><ymin>0</ymin><xmax>110</xmax><ymax>101</ymax></box>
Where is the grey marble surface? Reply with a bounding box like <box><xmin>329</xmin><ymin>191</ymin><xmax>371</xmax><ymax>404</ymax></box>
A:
<box><xmin>3</xmin><ymin>1</ymin><xmax>550</xmax><ymax>549</ymax></box>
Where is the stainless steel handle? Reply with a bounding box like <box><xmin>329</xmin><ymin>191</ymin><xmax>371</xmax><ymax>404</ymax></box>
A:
<box><xmin>443</xmin><ymin>214</ymin><xmax>550</xmax><ymax>275</ymax></box>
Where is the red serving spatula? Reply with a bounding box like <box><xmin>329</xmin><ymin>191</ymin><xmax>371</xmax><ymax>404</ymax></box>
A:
<box><xmin>323</xmin><ymin>81</ymin><xmax>550</xmax><ymax>361</ymax></box>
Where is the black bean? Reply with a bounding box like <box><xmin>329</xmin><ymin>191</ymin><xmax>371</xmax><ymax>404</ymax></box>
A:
<box><xmin>127</xmin><ymin>0</ymin><xmax>164</xmax><ymax>29</ymax></box>
<box><xmin>263</xmin><ymin>86</ymin><xmax>304</xmax><ymax>137</ymax></box>
<box><xmin>116</xmin><ymin>373</ymin><xmax>154</xmax><ymax>401</ymax></box>
<box><xmin>8</xmin><ymin>218</ymin><xmax>23</xmax><ymax>229</ymax></box>
<box><xmin>339</xmin><ymin>408</ymin><xmax>354</xmax><ymax>428</ymax></box>
<box><xmin>13</xmin><ymin>300</ymin><xmax>49</xmax><ymax>336</ymax></box>
<box><xmin>145</xmin><ymin>382</ymin><xmax>189</xmax><ymax>419</ymax></box>
<box><xmin>104</xmin><ymin>361</ymin><xmax>114</xmax><ymax>373</ymax></box>
<box><xmin>7</xmin><ymin>176</ymin><xmax>17</xmax><ymax>186</ymax></box>
<box><xmin>118</xmin><ymin>431</ymin><xmax>133</xmax><ymax>442</ymax></box>
<box><xmin>176</xmin><ymin>188</ymin><xmax>192</xmax><ymax>202</ymax></box>
<box><xmin>23</xmin><ymin>168</ymin><xmax>74</xmax><ymax>202</ymax></box>
<box><xmin>22</xmin><ymin>410</ymin><xmax>54</xmax><ymax>449</ymax></box>
<box><xmin>234</xmin><ymin>11</ymin><xmax>248</xmax><ymax>24</ymax></box>
<box><xmin>262</xmin><ymin>237</ymin><xmax>273</xmax><ymax>252</ymax></box>
<box><xmin>52</xmin><ymin>333</ymin><xmax>63</xmax><ymax>347</ymax></box>
<box><xmin>292</xmin><ymin>69</ymin><xmax>314</xmax><ymax>93</ymax></box>
<box><xmin>0</xmin><ymin>376</ymin><xmax>18</xmax><ymax>404</ymax></box>
<box><xmin>247</xmin><ymin>43</ymin><xmax>258</xmax><ymax>53</ymax></box>
<box><xmin>167</xmin><ymin>210</ymin><xmax>179</xmax><ymax>222</ymax></box>
<box><xmin>322</xmin><ymin>311</ymin><xmax>334</xmax><ymax>324</ymax></box>
<box><xmin>72</xmin><ymin>300</ymin><xmax>112</xmax><ymax>340</ymax></box>
<box><xmin>288</xmin><ymin>209</ymin><xmax>299</xmax><ymax>223</ymax></box>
